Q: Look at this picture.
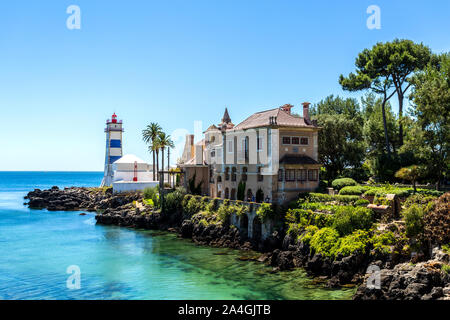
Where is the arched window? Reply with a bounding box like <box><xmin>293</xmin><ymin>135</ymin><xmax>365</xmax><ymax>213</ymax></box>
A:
<box><xmin>257</xmin><ymin>167</ymin><xmax>263</xmax><ymax>181</ymax></box>
<box><xmin>225</xmin><ymin>188</ymin><xmax>229</xmax><ymax>199</ymax></box>
<box><xmin>225</xmin><ymin>167</ymin><xmax>230</xmax><ymax>181</ymax></box>
<box><xmin>256</xmin><ymin>188</ymin><xmax>264</xmax><ymax>203</ymax></box>
<box><xmin>231</xmin><ymin>188</ymin><xmax>236</xmax><ymax>200</ymax></box>
<box><xmin>246</xmin><ymin>189</ymin><xmax>253</xmax><ymax>202</ymax></box>
<box><xmin>242</xmin><ymin>167</ymin><xmax>248</xmax><ymax>182</ymax></box>
<box><xmin>231</xmin><ymin>167</ymin><xmax>237</xmax><ymax>181</ymax></box>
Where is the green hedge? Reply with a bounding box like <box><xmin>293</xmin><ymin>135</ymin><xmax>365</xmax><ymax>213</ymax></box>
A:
<box><xmin>307</xmin><ymin>193</ymin><xmax>360</xmax><ymax>205</ymax></box>
<box><xmin>339</xmin><ymin>185</ymin><xmax>366</xmax><ymax>195</ymax></box>
<box><xmin>331</xmin><ymin>178</ymin><xmax>357</xmax><ymax>190</ymax></box>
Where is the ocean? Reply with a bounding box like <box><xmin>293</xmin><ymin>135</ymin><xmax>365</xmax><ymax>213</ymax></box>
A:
<box><xmin>0</xmin><ymin>171</ymin><xmax>354</xmax><ymax>300</ymax></box>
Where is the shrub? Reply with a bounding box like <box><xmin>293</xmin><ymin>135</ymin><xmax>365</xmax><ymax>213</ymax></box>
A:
<box><xmin>332</xmin><ymin>206</ymin><xmax>374</xmax><ymax>236</ymax></box>
<box><xmin>287</xmin><ymin>223</ymin><xmax>303</xmax><ymax>239</ymax></box>
<box><xmin>404</xmin><ymin>193</ymin><xmax>437</xmax><ymax>209</ymax></box>
<box><xmin>371</xmin><ymin>231</ymin><xmax>395</xmax><ymax>255</ymax></box>
<box><xmin>183</xmin><ymin>196</ymin><xmax>204</xmax><ymax>217</ymax></box>
<box><xmin>164</xmin><ymin>187</ymin><xmax>186</xmax><ymax>213</ymax></box>
<box><xmin>143</xmin><ymin>186</ymin><xmax>159</xmax><ymax>208</ymax></box>
<box><xmin>339</xmin><ymin>185</ymin><xmax>365</xmax><ymax>195</ymax></box>
<box><xmin>332</xmin><ymin>178</ymin><xmax>357</xmax><ymax>191</ymax></box>
<box><xmin>310</xmin><ymin>227</ymin><xmax>340</xmax><ymax>258</ymax></box>
<box><xmin>285</xmin><ymin>208</ymin><xmax>311</xmax><ymax>225</ymax></box>
<box><xmin>334</xmin><ymin>230</ymin><xmax>370</xmax><ymax>257</ymax></box>
<box><xmin>334</xmin><ymin>195</ymin><xmax>360</xmax><ymax>204</ymax></box>
<box><xmin>442</xmin><ymin>264</ymin><xmax>450</xmax><ymax>275</ymax></box>
<box><xmin>308</xmin><ymin>193</ymin><xmax>333</xmax><ymax>203</ymax></box>
<box><xmin>307</xmin><ymin>193</ymin><xmax>359</xmax><ymax>205</ymax></box>
<box><xmin>355</xmin><ymin>199</ymin><xmax>370</xmax><ymax>206</ymax></box>
<box><xmin>402</xmin><ymin>204</ymin><xmax>425</xmax><ymax>238</ymax></box>
<box><xmin>231</xmin><ymin>203</ymin><xmax>249</xmax><ymax>217</ymax></box>
<box><xmin>299</xmin><ymin>225</ymin><xmax>319</xmax><ymax>244</ymax></box>
<box><xmin>217</xmin><ymin>204</ymin><xmax>233</xmax><ymax>224</ymax></box>
<box><xmin>256</xmin><ymin>203</ymin><xmax>275</xmax><ymax>222</ymax></box>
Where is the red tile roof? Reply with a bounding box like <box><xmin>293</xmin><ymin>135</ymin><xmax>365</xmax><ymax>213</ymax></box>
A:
<box><xmin>233</xmin><ymin>107</ymin><xmax>316</xmax><ymax>130</ymax></box>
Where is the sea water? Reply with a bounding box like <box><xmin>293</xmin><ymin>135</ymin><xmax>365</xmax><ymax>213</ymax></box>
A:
<box><xmin>0</xmin><ymin>172</ymin><xmax>355</xmax><ymax>300</ymax></box>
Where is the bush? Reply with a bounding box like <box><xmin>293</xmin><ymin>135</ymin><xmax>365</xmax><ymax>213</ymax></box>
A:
<box><xmin>308</xmin><ymin>193</ymin><xmax>332</xmax><ymax>203</ymax></box>
<box><xmin>183</xmin><ymin>196</ymin><xmax>204</xmax><ymax>217</ymax></box>
<box><xmin>402</xmin><ymin>204</ymin><xmax>425</xmax><ymax>238</ymax></box>
<box><xmin>231</xmin><ymin>203</ymin><xmax>249</xmax><ymax>217</ymax></box>
<box><xmin>299</xmin><ymin>225</ymin><xmax>319</xmax><ymax>244</ymax></box>
<box><xmin>310</xmin><ymin>227</ymin><xmax>340</xmax><ymax>258</ymax></box>
<box><xmin>287</xmin><ymin>223</ymin><xmax>303</xmax><ymax>239</ymax></box>
<box><xmin>143</xmin><ymin>186</ymin><xmax>159</xmax><ymax>208</ymax></box>
<box><xmin>332</xmin><ymin>178</ymin><xmax>357</xmax><ymax>191</ymax></box>
<box><xmin>339</xmin><ymin>185</ymin><xmax>365</xmax><ymax>195</ymax></box>
<box><xmin>371</xmin><ymin>231</ymin><xmax>395</xmax><ymax>255</ymax></box>
<box><xmin>217</xmin><ymin>204</ymin><xmax>233</xmax><ymax>224</ymax></box>
<box><xmin>335</xmin><ymin>195</ymin><xmax>360</xmax><ymax>204</ymax></box>
<box><xmin>355</xmin><ymin>199</ymin><xmax>370</xmax><ymax>206</ymax></box>
<box><xmin>334</xmin><ymin>230</ymin><xmax>370</xmax><ymax>257</ymax></box>
<box><xmin>332</xmin><ymin>206</ymin><xmax>374</xmax><ymax>236</ymax></box>
<box><xmin>256</xmin><ymin>203</ymin><xmax>275</xmax><ymax>222</ymax></box>
<box><xmin>404</xmin><ymin>193</ymin><xmax>437</xmax><ymax>209</ymax></box>
<box><xmin>307</xmin><ymin>193</ymin><xmax>360</xmax><ymax>205</ymax></box>
<box><xmin>164</xmin><ymin>187</ymin><xmax>187</xmax><ymax>213</ymax></box>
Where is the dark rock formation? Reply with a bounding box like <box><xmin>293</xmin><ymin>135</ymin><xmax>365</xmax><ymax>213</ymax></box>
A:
<box><xmin>354</xmin><ymin>249</ymin><xmax>450</xmax><ymax>300</ymax></box>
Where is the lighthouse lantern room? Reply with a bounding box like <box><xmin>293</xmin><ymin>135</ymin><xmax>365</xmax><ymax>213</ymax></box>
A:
<box><xmin>100</xmin><ymin>113</ymin><xmax>124</xmax><ymax>187</ymax></box>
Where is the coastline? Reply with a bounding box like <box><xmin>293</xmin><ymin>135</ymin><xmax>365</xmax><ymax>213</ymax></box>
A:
<box><xmin>24</xmin><ymin>186</ymin><xmax>450</xmax><ymax>300</ymax></box>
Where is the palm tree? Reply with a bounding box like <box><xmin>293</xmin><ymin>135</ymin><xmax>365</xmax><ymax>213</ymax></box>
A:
<box><xmin>142</xmin><ymin>123</ymin><xmax>162</xmax><ymax>181</ymax></box>
<box><xmin>157</xmin><ymin>132</ymin><xmax>172</xmax><ymax>183</ymax></box>
<box><xmin>153</xmin><ymin>137</ymin><xmax>162</xmax><ymax>181</ymax></box>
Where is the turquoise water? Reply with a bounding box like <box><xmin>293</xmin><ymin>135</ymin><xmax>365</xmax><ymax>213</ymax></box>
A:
<box><xmin>0</xmin><ymin>172</ymin><xmax>355</xmax><ymax>300</ymax></box>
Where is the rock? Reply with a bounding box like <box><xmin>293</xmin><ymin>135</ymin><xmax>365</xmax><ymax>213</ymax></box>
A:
<box><xmin>79</xmin><ymin>213</ymin><xmax>86</xmax><ymax>216</ymax></box>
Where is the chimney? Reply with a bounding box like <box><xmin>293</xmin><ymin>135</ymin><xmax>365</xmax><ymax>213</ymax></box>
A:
<box><xmin>280</xmin><ymin>104</ymin><xmax>293</xmax><ymax>115</ymax></box>
<box><xmin>302</xmin><ymin>102</ymin><xmax>311</xmax><ymax>122</ymax></box>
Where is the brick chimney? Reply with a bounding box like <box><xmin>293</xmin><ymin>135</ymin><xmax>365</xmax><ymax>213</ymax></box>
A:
<box><xmin>302</xmin><ymin>102</ymin><xmax>311</xmax><ymax>122</ymax></box>
<box><xmin>280</xmin><ymin>104</ymin><xmax>293</xmax><ymax>115</ymax></box>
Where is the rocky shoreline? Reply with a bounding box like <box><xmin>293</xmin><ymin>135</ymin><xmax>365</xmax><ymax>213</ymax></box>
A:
<box><xmin>24</xmin><ymin>187</ymin><xmax>450</xmax><ymax>300</ymax></box>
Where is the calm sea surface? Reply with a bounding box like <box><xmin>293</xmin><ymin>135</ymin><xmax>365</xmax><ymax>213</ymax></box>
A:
<box><xmin>0</xmin><ymin>172</ymin><xmax>355</xmax><ymax>300</ymax></box>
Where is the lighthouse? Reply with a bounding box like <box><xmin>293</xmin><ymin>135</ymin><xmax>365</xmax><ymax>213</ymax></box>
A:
<box><xmin>100</xmin><ymin>113</ymin><xmax>123</xmax><ymax>187</ymax></box>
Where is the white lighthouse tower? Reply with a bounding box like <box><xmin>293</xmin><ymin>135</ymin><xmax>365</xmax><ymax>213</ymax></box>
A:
<box><xmin>100</xmin><ymin>113</ymin><xmax>123</xmax><ymax>187</ymax></box>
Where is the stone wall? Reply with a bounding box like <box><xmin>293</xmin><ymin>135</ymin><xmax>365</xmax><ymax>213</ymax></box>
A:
<box><xmin>215</xmin><ymin>199</ymin><xmax>274</xmax><ymax>241</ymax></box>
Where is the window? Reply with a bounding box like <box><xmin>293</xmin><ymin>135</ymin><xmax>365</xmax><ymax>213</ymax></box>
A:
<box><xmin>217</xmin><ymin>175</ymin><xmax>222</xmax><ymax>183</ymax></box>
<box><xmin>257</xmin><ymin>136</ymin><xmax>264</xmax><ymax>151</ymax></box>
<box><xmin>308</xmin><ymin>169</ymin><xmax>318</xmax><ymax>181</ymax></box>
<box><xmin>285</xmin><ymin>169</ymin><xmax>296</xmax><ymax>181</ymax></box>
<box><xmin>228</xmin><ymin>140</ymin><xmax>233</xmax><ymax>153</ymax></box>
<box><xmin>278</xmin><ymin>169</ymin><xmax>284</xmax><ymax>181</ymax></box>
<box><xmin>210</xmin><ymin>149</ymin><xmax>216</xmax><ymax>158</ymax></box>
<box><xmin>291</xmin><ymin>137</ymin><xmax>300</xmax><ymax>145</ymax></box>
<box><xmin>242</xmin><ymin>167</ymin><xmax>248</xmax><ymax>182</ymax></box>
<box><xmin>282</xmin><ymin>136</ymin><xmax>291</xmax><ymax>145</ymax></box>
<box><xmin>300</xmin><ymin>137</ymin><xmax>309</xmax><ymax>145</ymax></box>
<box><xmin>297</xmin><ymin>169</ymin><xmax>307</xmax><ymax>181</ymax></box>
<box><xmin>231</xmin><ymin>167</ymin><xmax>237</xmax><ymax>181</ymax></box>
<box><xmin>257</xmin><ymin>167</ymin><xmax>264</xmax><ymax>181</ymax></box>
<box><xmin>225</xmin><ymin>167</ymin><xmax>230</xmax><ymax>181</ymax></box>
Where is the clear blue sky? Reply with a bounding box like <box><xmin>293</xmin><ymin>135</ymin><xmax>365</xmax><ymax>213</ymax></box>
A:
<box><xmin>0</xmin><ymin>0</ymin><xmax>449</xmax><ymax>171</ymax></box>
